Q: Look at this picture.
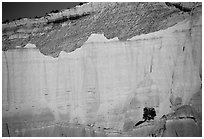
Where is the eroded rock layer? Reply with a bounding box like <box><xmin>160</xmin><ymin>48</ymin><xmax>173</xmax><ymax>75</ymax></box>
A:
<box><xmin>2</xmin><ymin>2</ymin><xmax>201</xmax><ymax>57</ymax></box>
<box><xmin>2</xmin><ymin>2</ymin><xmax>202</xmax><ymax>137</ymax></box>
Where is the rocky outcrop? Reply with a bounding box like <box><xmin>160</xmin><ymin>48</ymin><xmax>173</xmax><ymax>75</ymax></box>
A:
<box><xmin>2</xmin><ymin>2</ymin><xmax>201</xmax><ymax>57</ymax></box>
<box><xmin>2</xmin><ymin>2</ymin><xmax>202</xmax><ymax>137</ymax></box>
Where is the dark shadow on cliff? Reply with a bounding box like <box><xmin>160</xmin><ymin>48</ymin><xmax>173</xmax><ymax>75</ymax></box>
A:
<box><xmin>135</xmin><ymin>107</ymin><xmax>156</xmax><ymax>127</ymax></box>
<box><xmin>47</xmin><ymin>13</ymin><xmax>91</xmax><ymax>24</ymax></box>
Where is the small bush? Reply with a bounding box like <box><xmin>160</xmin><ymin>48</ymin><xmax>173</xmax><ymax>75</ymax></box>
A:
<box><xmin>79</xmin><ymin>2</ymin><xmax>84</xmax><ymax>6</ymax></box>
<box><xmin>143</xmin><ymin>107</ymin><xmax>156</xmax><ymax>121</ymax></box>
<box><xmin>3</xmin><ymin>19</ymin><xmax>9</xmax><ymax>24</ymax></box>
<box><xmin>50</xmin><ymin>10</ymin><xmax>59</xmax><ymax>13</ymax></box>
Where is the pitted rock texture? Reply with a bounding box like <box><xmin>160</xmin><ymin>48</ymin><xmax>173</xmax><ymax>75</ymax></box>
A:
<box><xmin>2</xmin><ymin>2</ymin><xmax>201</xmax><ymax>57</ymax></box>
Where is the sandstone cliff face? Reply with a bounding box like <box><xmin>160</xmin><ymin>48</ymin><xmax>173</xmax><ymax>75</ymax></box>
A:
<box><xmin>2</xmin><ymin>2</ymin><xmax>202</xmax><ymax>137</ymax></box>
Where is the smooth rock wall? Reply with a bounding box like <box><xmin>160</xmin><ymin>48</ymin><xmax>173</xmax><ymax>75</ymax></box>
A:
<box><xmin>2</xmin><ymin>15</ymin><xmax>202</xmax><ymax>134</ymax></box>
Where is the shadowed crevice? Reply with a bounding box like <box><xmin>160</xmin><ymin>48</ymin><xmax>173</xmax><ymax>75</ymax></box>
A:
<box><xmin>165</xmin><ymin>2</ymin><xmax>192</xmax><ymax>12</ymax></box>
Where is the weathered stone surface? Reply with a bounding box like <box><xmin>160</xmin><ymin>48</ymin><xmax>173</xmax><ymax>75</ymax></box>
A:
<box><xmin>2</xmin><ymin>2</ymin><xmax>201</xmax><ymax>57</ymax></box>
<box><xmin>2</xmin><ymin>2</ymin><xmax>202</xmax><ymax>137</ymax></box>
<box><xmin>163</xmin><ymin>119</ymin><xmax>201</xmax><ymax>137</ymax></box>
